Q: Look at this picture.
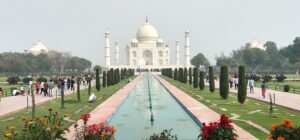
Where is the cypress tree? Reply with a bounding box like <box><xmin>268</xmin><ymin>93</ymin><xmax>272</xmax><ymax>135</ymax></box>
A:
<box><xmin>77</xmin><ymin>78</ymin><xmax>81</xmax><ymax>101</ymax></box>
<box><xmin>219</xmin><ymin>66</ymin><xmax>229</xmax><ymax>99</ymax></box>
<box><xmin>238</xmin><ymin>66</ymin><xmax>247</xmax><ymax>104</ymax></box>
<box><xmin>184</xmin><ymin>68</ymin><xmax>188</xmax><ymax>83</ymax></box>
<box><xmin>110</xmin><ymin>68</ymin><xmax>115</xmax><ymax>85</ymax></box>
<box><xmin>30</xmin><ymin>83</ymin><xmax>35</xmax><ymax>118</ymax></box>
<box><xmin>174</xmin><ymin>68</ymin><xmax>178</xmax><ymax>80</ymax></box>
<box><xmin>96</xmin><ymin>68</ymin><xmax>100</xmax><ymax>91</ymax></box>
<box><xmin>189</xmin><ymin>67</ymin><xmax>192</xmax><ymax>85</ymax></box>
<box><xmin>199</xmin><ymin>71</ymin><xmax>205</xmax><ymax>90</ymax></box>
<box><xmin>124</xmin><ymin>68</ymin><xmax>128</xmax><ymax>78</ymax></box>
<box><xmin>179</xmin><ymin>68</ymin><xmax>183</xmax><ymax>83</ymax></box>
<box><xmin>193</xmin><ymin>68</ymin><xmax>199</xmax><ymax>88</ymax></box>
<box><xmin>102</xmin><ymin>71</ymin><xmax>107</xmax><ymax>88</ymax></box>
<box><xmin>209</xmin><ymin>66</ymin><xmax>215</xmax><ymax>93</ymax></box>
<box><xmin>88</xmin><ymin>77</ymin><xmax>91</xmax><ymax>96</ymax></box>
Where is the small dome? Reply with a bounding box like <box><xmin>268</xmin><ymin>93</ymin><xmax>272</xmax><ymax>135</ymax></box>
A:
<box><xmin>131</xmin><ymin>38</ymin><xmax>138</xmax><ymax>43</ymax></box>
<box><xmin>30</xmin><ymin>41</ymin><xmax>49</xmax><ymax>55</ymax></box>
<box><xmin>157</xmin><ymin>38</ymin><xmax>163</xmax><ymax>43</ymax></box>
<box><xmin>136</xmin><ymin>22</ymin><xmax>158</xmax><ymax>42</ymax></box>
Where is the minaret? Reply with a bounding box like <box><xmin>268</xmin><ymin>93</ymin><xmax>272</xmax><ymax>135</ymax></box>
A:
<box><xmin>176</xmin><ymin>40</ymin><xmax>180</xmax><ymax>65</ymax></box>
<box><xmin>185</xmin><ymin>30</ymin><xmax>190</xmax><ymax>67</ymax></box>
<box><xmin>115</xmin><ymin>40</ymin><xmax>119</xmax><ymax>65</ymax></box>
<box><xmin>105</xmin><ymin>31</ymin><xmax>110</xmax><ymax>69</ymax></box>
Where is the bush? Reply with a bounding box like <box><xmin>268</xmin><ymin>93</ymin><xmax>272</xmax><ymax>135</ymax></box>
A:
<box><xmin>2</xmin><ymin>109</ymin><xmax>66</xmax><ymax>139</ymax></box>
<box><xmin>199</xmin><ymin>71</ymin><xmax>205</xmax><ymax>90</ymax></box>
<box><xmin>219</xmin><ymin>66</ymin><xmax>229</xmax><ymax>99</ymax></box>
<box><xmin>7</xmin><ymin>76</ymin><xmax>20</xmax><ymax>84</ymax></box>
<box><xmin>199</xmin><ymin>114</ymin><xmax>237</xmax><ymax>140</ymax></box>
<box><xmin>238</xmin><ymin>66</ymin><xmax>247</xmax><ymax>104</ymax></box>
<box><xmin>22</xmin><ymin>77</ymin><xmax>33</xmax><ymax>85</ymax></box>
<box><xmin>37</xmin><ymin>77</ymin><xmax>48</xmax><ymax>82</ymax></box>
<box><xmin>284</xmin><ymin>85</ymin><xmax>290</xmax><ymax>92</ymax></box>
<box><xmin>268</xmin><ymin>119</ymin><xmax>300</xmax><ymax>140</ymax></box>
<box><xmin>193</xmin><ymin>68</ymin><xmax>199</xmax><ymax>88</ymax></box>
<box><xmin>208</xmin><ymin>66</ymin><xmax>215</xmax><ymax>93</ymax></box>
<box><xmin>276</xmin><ymin>74</ymin><xmax>287</xmax><ymax>82</ymax></box>
<box><xmin>262</xmin><ymin>74</ymin><xmax>273</xmax><ymax>82</ymax></box>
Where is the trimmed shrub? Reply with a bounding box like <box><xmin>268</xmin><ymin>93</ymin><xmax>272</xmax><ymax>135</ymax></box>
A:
<box><xmin>102</xmin><ymin>71</ymin><xmax>107</xmax><ymax>88</ymax></box>
<box><xmin>174</xmin><ymin>68</ymin><xmax>178</xmax><ymax>81</ymax></box>
<box><xmin>96</xmin><ymin>68</ymin><xmax>101</xmax><ymax>91</ymax></box>
<box><xmin>199</xmin><ymin>71</ymin><xmax>205</xmax><ymax>90</ymax></box>
<box><xmin>284</xmin><ymin>85</ymin><xmax>290</xmax><ymax>92</ymax></box>
<box><xmin>183</xmin><ymin>68</ymin><xmax>188</xmax><ymax>84</ymax></box>
<box><xmin>193</xmin><ymin>68</ymin><xmax>199</xmax><ymax>88</ymax></box>
<box><xmin>238</xmin><ymin>66</ymin><xmax>247</xmax><ymax>104</ymax></box>
<box><xmin>262</xmin><ymin>74</ymin><xmax>272</xmax><ymax>82</ymax></box>
<box><xmin>219</xmin><ymin>66</ymin><xmax>229</xmax><ymax>99</ymax></box>
<box><xmin>209</xmin><ymin>66</ymin><xmax>215</xmax><ymax>93</ymax></box>
<box><xmin>7</xmin><ymin>76</ymin><xmax>20</xmax><ymax>84</ymax></box>
<box><xmin>179</xmin><ymin>68</ymin><xmax>183</xmax><ymax>83</ymax></box>
<box><xmin>276</xmin><ymin>74</ymin><xmax>287</xmax><ymax>82</ymax></box>
<box><xmin>189</xmin><ymin>67</ymin><xmax>192</xmax><ymax>85</ymax></box>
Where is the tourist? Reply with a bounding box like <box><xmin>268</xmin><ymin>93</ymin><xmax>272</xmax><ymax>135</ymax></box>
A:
<box><xmin>82</xmin><ymin>77</ymin><xmax>86</xmax><ymax>88</ymax></box>
<box><xmin>88</xmin><ymin>93</ymin><xmax>96</xmax><ymax>103</ymax></box>
<box><xmin>48</xmin><ymin>80</ymin><xmax>54</xmax><ymax>97</ymax></box>
<box><xmin>40</xmin><ymin>81</ymin><xmax>45</xmax><ymax>95</ymax></box>
<box><xmin>67</xmin><ymin>78</ymin><xmax>71</xmax><ymax>90</ymax></box>
<box><xmin>261</xmin><ymin>81</ymin><xmax>267</xmax><ymax>98</ymax></box>
<box><xmin>234</xmin><ymin>78</ymin><xmax>239</xmax><ymax>90</ymax></box>
<box><xmin>71</xmin><ymin>78</ymin><xmax>75</xmax><ymax>91</ymax></box>
<box><xmin>64</xmin><ymin>78</ymin><xmax>68</xmax><ymax>90</ymax></box>
<box><xmin>20</xmin><ymin>84</ymin><xmax>24</xmax><ymax>96</ymax></box>
<box><xmin>44</xmin><ymin>81</ymin><xmax>48</xmax><ymax>96</ymax></box>
<box><xmin>57</xmin><ymin>78</ymin><xmax>63</xmax><ymax>96</ymax></box>
<box><xmin>229</xmin><ymin>77</ymin><xmax>233</xmax><ymax>88</ymax></box>
<box><xmin>35</xmin><ymin>81</ymin><xmax>39</xmax><ymax>95</ymax></box>
<box><xmin>249</xmin><ymin>78</ymin><xmax>254</xmax><ymax>94</ymax></box>
<box><xmin>0</xmin><ymin>87</ymin><xmax>3</xmax><ymax>101</ymax></box>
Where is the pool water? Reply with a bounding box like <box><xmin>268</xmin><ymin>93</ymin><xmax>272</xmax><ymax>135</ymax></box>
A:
<box><xmin>107</xmin><ymin>74</ymin><xmax>200</xmax><ymax>140</ymax></box>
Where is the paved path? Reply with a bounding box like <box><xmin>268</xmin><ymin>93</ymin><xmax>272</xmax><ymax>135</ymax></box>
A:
<box><xmin>157</xmin><ymin>76</ymin><xmax>257</xmax><ymax>140</ymax></box>
<box><xmin>0</xmin><ymin>81</ymin><xmax>94</xmax><ymax>117</ymax></box>
<box><xmin>208</xmin><ymin>81</ymin><xmax>300</xmax><ymax>111</ymax></box>
<box><xmin>64</xmin><ymin>76</ymin><xmax>140</xmax><ymax>139</ymax></box>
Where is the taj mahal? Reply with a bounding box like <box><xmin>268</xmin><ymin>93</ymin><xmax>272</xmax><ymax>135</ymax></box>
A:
<box><xmin>104</xmin><ymin>19</ymin><xmax>191</xmax><ymax>72</ymax></box>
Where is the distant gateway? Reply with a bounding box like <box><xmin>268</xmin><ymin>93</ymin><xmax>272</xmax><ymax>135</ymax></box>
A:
<box><xmin>104</xmin><ymin>20</ymin><xmax>191</xmax><ymax>71</ymax></box>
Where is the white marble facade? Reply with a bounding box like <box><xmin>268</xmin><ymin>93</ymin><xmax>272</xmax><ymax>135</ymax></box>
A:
<box><xmin>105</xmin><ymin>20</ymin><xmax>191</xmax><ymax>71</ymax></box>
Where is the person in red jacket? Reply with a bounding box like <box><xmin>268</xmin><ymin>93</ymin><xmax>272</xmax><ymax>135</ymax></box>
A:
<box><xmin>35</xmin><ymin>81</ymin><xmax>39</xmax><ymax>95</ymax></box>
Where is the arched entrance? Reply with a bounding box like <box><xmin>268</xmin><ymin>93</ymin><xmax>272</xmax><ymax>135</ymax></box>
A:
<box><xmin>142</xmin><ymin>50</ymin><xmax>153</xmax><ymax>65</ymax></box>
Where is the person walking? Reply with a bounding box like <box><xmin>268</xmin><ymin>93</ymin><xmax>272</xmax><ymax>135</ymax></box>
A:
<box><xmin>71</xmin><ymin>78</ymin><xmax>75</xmax><ymax>91</ymax></box>
<box><xmin>35</xmin><ymin>81</ymin><xmax>39</xmax><ymax>95</ymax></box>
<box><xmin>44</xmin><ymin>81</ymin><xmax>48</xmax><ymax>96</ymax></box>
<box><xmin>40</xmin><ymin>81</ymin><xmax>45</xmax><ymax>95</ymax></box>
<box><xmin>48</xmin><ymin>80</ymin><xmax>54</xmax><ymax>97</ymax></box>
<box><xmin>234</xmin><ymin>78</ymin><xmax>239</xmax><ymax>90</ymax></box>
<box><xmin>20</xmin><ymin>84</ymin><xmax>24</xmax><ymax>96</ymax></box>
<box><xmin>261</xmin><ymin>81</ymin><xmax>267</xmax><ymax>98</ymax></box>
<box><xmin>58</xmin><ymin>78</ymin><xmax>63</xmax><ymax>96</ymax></box>
<box><xmin>249</xmin><ymin>78</ymin><xmax>255</xmax><ymax>94</ymax></box>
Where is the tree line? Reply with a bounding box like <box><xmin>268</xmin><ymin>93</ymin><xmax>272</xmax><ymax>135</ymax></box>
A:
<box><xmin>215</xmin><ymin>37</ymin><xmax>300</xmax><ymax>73</ymax></box>
<box><xmin>0</xmin><ymin>51</ymin><xmax>92</xmax><ymax>75</ymax></box>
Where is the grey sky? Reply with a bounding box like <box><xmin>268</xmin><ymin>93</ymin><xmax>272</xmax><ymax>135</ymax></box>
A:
<box><xmin>0</xmin><ymin>0</ymin><xmax>299</xmax><ymax>66</ymax></box>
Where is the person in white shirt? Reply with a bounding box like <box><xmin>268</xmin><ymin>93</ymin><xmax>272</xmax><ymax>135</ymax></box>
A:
<box><xmin>88</xmin><ymin>93</ymin><xmax>96</xmax><ymax>103</ymax></box>
<box><xmin>249</xmin><ymin>78</ymin><xmax>255</xmax><ymax>93</ymax></box>
<box><xmin>234</xmin><ymin>78</ymin><xmax>239</xmax><ymax>90</ymax></box>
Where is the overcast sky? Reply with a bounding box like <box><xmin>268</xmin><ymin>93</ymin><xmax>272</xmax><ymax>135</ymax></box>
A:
<box><xmin>0</xmin><ymin>0</ymin><xmax>299</xmax><ymax>66</ymax></box>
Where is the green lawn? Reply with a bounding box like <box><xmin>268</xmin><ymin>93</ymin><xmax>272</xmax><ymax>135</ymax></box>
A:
<box><xmin>255</xmin><ymin>81</ymin><xmax>300</xmax><ymax>94</ymax></box>
<box><xmin>162</xmin><ymin>76</ymin><xmax>300</xmax><ymax>140</ymax></box>
<box><xmin>0</xmin><ymin>84</ymin><xmax>21</xmax><ymax>96</ymax></box>
<box><xmin>0</xmin><ymin>77</ymin><xmax>134</xmax><ymax>138</ymax></box>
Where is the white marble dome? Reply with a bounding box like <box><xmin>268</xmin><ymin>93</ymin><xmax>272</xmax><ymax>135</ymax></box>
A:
<box><xmin>136</xmin><ymin>22</ymin><xmax>158</xmax><ymax>42</ymax></box>
<box><xmin>30</xmin><ymin>41</ymin><xmax>49</xmax><ymax>55</ymax></box>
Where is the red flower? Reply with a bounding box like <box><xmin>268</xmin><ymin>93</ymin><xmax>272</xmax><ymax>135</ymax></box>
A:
<box><xmin>80</xmin><ymin>113</ymin><xmax>90</xmax><ymax>123</ymax></box>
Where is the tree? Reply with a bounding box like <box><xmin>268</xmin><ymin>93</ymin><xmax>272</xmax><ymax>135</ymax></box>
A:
<box><xmin>279</xmin><ymin>37</ymin><xmax>300</xmax><ymax>65</ymax></box>
<box><xmin>191</xmin><ymin>53</ymin><xmax>210</xmax><ymax>68</ymax></box>
<box><xmin>88</xmin><ymin>76</ymin><xmax>91</xmax><ymax>96</ymax></box>
<box><xmin>237</xmin><ymin>66</ymin><xmax>247</xmax><ymax>104</ymax></box>
<box><xmin>93</xmin><ymin>65</ymin><xmax>102</xmax><ymax>73</ymax></box>
<box><xmin>242</xmin><ymin>48</ymin><xmax>267</xmax><ymax>72</ymax></box>
<box><xmin>174</xmin><ymin>68</ymin><xmax>178</xmax><ymax>81</ymax></box>
<box><xmin>189</xmin><ymin>68</ymin><xmax>192</xmax><ymax>85</ymax></box>
<box><xmin>219</xmin><ymin>66</ymin><xmax>229</xmax><ymax>99</ymax></box>
<box><xmin>178</xmin><ymin>68</ymin><xmax>183</xmax><ymax>83</ymax></box>
<box><xmin>102</xmin><ymin>71</ymin><xmax>107</xmax><ymax>88</ymax></box>
<box><xmin>77</xmin><ymin>78</ymin><xmax>81</xmax><ymax>101</ymax></box>
<box><xmin>209</xmin><ymin>66</ymin><xmax>215</xmax><ymax>93</ymax></box>
<box><xmin>30</xmin><ymin>83</ymin><xmax>35</xmax><ymax>118</ymax></box>
<box><xmin>183</xmin><ymin>68</ymin><xmax>188</xmax><ymax>84</ymax></box>
<box><xmin>95</xmin><ymin>68</ymin><xmax>101</xmax><ymax>91</ymax></box>
<box><xmin>193</xmin><ymin>68</ymin><xmax>199</xmax><ymax>88</ymax></box>
<box><xmin>199</xmin><ymin>71</ymin><xmax>205</xmax><ymax>90</ymax></box>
